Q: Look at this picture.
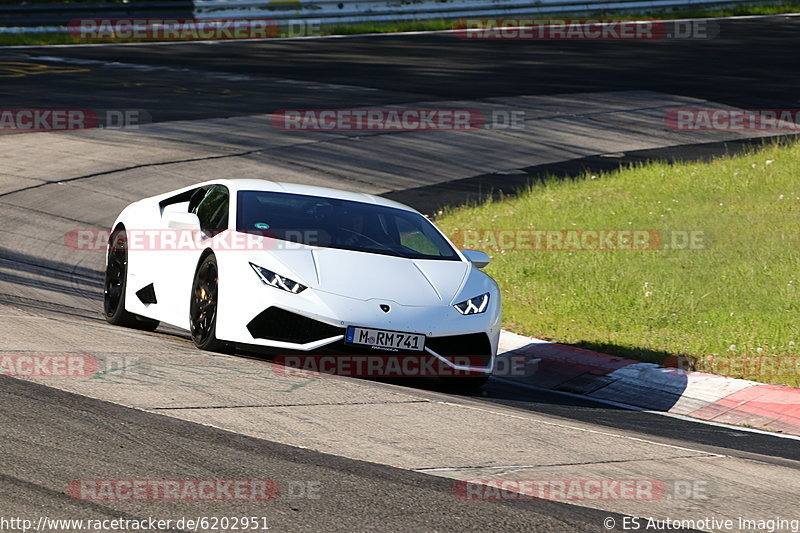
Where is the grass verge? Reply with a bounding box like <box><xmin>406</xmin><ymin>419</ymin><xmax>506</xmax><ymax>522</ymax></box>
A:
<box><xmin>435</xmin><ymin>139</ymin><xmax>800</xmax><ymax>387</ymax></box>
<box><xmin>1</xmin><ymin>0</ymin><xmax>798</xmax><ymax>46</ymax></box>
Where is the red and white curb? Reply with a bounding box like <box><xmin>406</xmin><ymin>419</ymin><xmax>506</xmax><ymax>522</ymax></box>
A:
<box><xmin>496</xmin><ymin>331</ymin><xmax>800</xmax><ymax>437</ymax></box>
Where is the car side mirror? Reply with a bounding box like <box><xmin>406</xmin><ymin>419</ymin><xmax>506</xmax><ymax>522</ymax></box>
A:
<box><xmin>165</xmin><ymin>211</ymin><xmax>201</xmax><ymax>230</ymax></box>
<box><xmin>462</xmin><ymin>249</ymin><xmax>490</xmax><ymax>268</ymax></box>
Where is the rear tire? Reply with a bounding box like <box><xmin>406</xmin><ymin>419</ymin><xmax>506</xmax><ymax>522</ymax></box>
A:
<box><xmin>190</xmin><ymin>254</ymin><xmax>226</xmax><ymax>352</ymax></box>
<box><xmin>104</xmin><ymin>226</ymin><xmax>160</xmax><ymax>331</ymax></box>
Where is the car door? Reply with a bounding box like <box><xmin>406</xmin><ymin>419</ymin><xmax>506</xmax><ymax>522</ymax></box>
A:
<box><xmin>158</xmin><ymin>184</ymin><xmax>230</xmax><ymax>329</ymax></box>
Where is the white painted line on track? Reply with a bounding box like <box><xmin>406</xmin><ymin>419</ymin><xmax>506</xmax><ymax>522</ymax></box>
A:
<box><xmin>433</xmin><ymin>399</ymin><xmax>728</xmax><ymax>457</ymax></box>
<box><xmin>413</xmin><ymin>454</ymin><xmax>712</xmax><ymax>472</ymax></box>
<box><xmin>0</xmin><ymin>12</ymin><xmax>798</xmax><ymax>49</ymax></box>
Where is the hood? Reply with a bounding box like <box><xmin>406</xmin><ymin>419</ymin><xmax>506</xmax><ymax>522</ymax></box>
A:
<box><xmin>270</xmin><ymin>247</ymin><xmax>470</xmax><ymax>306</ymax></box>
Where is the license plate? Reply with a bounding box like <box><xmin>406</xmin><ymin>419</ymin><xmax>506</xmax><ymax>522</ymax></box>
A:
<box><xmin>345</xmin><ymin>326</ymin><xmax>425</xmax><ymax>352</ymax></box>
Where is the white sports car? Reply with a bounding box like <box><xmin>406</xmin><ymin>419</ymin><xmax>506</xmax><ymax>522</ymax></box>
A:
<box><xmin>104</xmin><ymin>179</ymin><xmax>501</xmax><ymax>387</ymax></box>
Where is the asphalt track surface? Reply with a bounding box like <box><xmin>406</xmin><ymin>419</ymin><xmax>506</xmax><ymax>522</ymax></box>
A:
<box><xmin>1</xmin><ymin>376</ymin><xmax>629</xmax><ymax>532</ymax></box>
<box><xmin>1</xmin><ymin>15</ymin><xmax>799</xmax><ymax>533</ymax></box>
<box><xmin>1</xmin><ymin>17</ymin><xmax>799</xmax><ymax>122</ymax></box>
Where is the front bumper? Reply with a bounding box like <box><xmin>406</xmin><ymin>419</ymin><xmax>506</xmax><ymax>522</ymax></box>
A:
<box><xmin>222</xmin><ymin>303</ymin><xmax>499</xmax><ymax>374</ymax></box>
<box><xmin>214</xmin><ymin>255</ymin><xmax>501</xmax><ymax>374</ymax></box>
<box><xmin>244</xmin><ymin>307</ymin><xmax>495</xmax><ymax>373</ymax></box>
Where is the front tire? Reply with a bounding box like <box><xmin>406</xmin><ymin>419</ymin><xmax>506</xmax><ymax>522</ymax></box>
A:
<box><xmin>190</xmin><ymin>254</ymin><xmax>226</xmax><ymax>352</ymax></box>
<box><xmin>104</xmin><ymin>226</ymin><xmax>159</xmax><ymax>331</ymax></box>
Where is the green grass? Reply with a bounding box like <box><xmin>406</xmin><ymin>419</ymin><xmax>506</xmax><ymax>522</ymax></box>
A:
<box><xmin>435</xmin><ymin>140</ymin><xmax>800</xmax><ymax>387</ymax></box>
<box><xmin>2</xmin><ymin>0</ymin><xmax>798</xmax><ymax>46</ymax></box>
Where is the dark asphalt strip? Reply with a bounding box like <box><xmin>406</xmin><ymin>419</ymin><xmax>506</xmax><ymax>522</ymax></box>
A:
<box><xmin>476</xmin><ymin>379</ymin><xmax>800</xmax><ymax>466</ymax></box>
<box><xmin>0</xmin><ymin>375</ymin><xmax>654</xmax><ymax>532</ymax></box>
<box><xmin>1</xmin><ymin>17</ymin><xmax>798</xmax><ymax>121</ymax></box>
<box><xmin>320</xmin><ymin>374</ymin><xmax>800</xmax><ymax>465</ymax></box>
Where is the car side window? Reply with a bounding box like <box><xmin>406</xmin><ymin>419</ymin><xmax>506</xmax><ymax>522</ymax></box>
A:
<box><xmin>193</xmin><ymin>185</ymin><xmax>229</xmax><ymax>232</ymax></box>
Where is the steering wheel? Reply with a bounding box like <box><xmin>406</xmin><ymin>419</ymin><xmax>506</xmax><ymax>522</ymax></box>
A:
<box><xmin>338</xmin><ymin>227</ymin><xmax>393</xmax><ymax>250</ymax></box>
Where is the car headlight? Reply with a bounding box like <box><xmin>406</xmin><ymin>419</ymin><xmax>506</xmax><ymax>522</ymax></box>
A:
<box><xmin>453</xmin><ymin>293</ymin><xmax>490</xmax><ymax>315</ymax></box>
<box><xmin>249</xmin><ymin>262</ymin><xmax>307</xmax><ymax>294</ymax></box>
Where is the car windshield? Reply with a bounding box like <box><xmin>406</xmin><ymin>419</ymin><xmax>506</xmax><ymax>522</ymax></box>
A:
<box><xmin>236</xmin><ymin>190</ymin><xmax>459</xmax><ymax>260</ymax></box>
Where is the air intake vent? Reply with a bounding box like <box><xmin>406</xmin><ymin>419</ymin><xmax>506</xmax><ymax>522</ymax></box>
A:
<box><xmin>247</xmin><ymin>307</ymin><xmax>343</xmax><ymax>344</ymax></box>
<box><xmin>135</xmin><ymin>283</ymin><xmax>157</xmax><ymax>305</ymax></box>
<box><xmin>426</xmin><ymin>333</ymin><xmax>492</xmax><ymax>367</ymax></box>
